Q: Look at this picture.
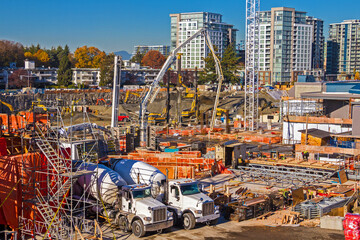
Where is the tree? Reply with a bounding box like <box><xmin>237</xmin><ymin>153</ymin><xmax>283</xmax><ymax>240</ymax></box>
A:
<box><xmin>130</xmin><ymin>51</ymin><xmax>145</xmax><ymax>64</ymax></box>
<box><xmin>0</xmin><ymin>40</ymin><xmax>24</xmax><ymax>67</ymax></box>
<box><xmin>8</xmin><ymin>69</ymin><xmax>31</xmax><ymax>88</ymax></box>
<box><xmin>221</xmin><ymin>44</ymin><xmax>241</xmax><ymax>84</ymax></box>
<box><xmin>99</xmin><ymin>53</ymin><xmax>115</xmax><ymax>86</ymax></box>
<box><xmin>141</xmin><ymin>50</ymin><xmax>166</xmax><ymax>69</ymax></box>
<box><xmin>355</xmin><ymin>71</ymin><xmax>360</xmax><ymax>80</ymax></box>
<box><xmin>74</xmin><ymin>46</ymin><xmax>106</xmax><ymax>68</ymax></box>
<box><xmin>57</xmin><ymin>55</ymin><xmax>72</xmax><ymax>86</ymax></box>
<box><xmin>199</xmin><ymin>47</ymin><xmax>220</xmax><ymax>84</ymax></box>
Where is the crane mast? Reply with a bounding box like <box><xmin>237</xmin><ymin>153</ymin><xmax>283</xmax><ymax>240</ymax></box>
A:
<box><xmin>245</xmin><ymin>0</ymin><xmax>260</xmax><ymax>131</ymax></box>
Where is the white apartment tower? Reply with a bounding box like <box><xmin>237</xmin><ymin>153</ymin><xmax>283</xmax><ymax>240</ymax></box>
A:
<box><xmin>257</xmin><ymin>7</ymin><xmax>313</xmax><ymax>84</ymax></box>
<box><xmin>170</xmin><ymin>12</ymin><xmax>236</xmax><ymax>70</ymax></box>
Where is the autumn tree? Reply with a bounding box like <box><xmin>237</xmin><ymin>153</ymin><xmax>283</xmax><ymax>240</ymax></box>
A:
<box><xmin>74</xmin><ymin>46</ymin><xmax>106</xmax><ymax>68</ymax></box>
<box><xmin>24</xmin><ymin>49</ymin><xmax>50</xmax><ymax>65</ymax></box>
<box><xmin>8</xmin><ymin>69</ymin><xmax>32</xmax><ymax>88</ymax></box>
<box><xmin>57</xmin><ymin>52</ymin><xmax>72</xmax><ymax>86</ymax></box>
<box><xmin>141</xmin><ymin>50</ymin><xmax>166</xmax><ymax>69</ymax></box>
<box><xmin>130</xmin><ymin>51</ymin><xmax>145</xmax><ymax>64</ymax></box>
<box><xmin>0</xmin><ymin>40</ymin><xmax>24</xmax><ymax>67</ymax></box>
<box><xmin>99</xmin><ymin>53</ymin><xmax>115</xmax><ymax>87</ymax></box>
<box><xmin>355</xmin><ymin>71</ymin><xmax>360</xmax><ymax>80</ymax></box>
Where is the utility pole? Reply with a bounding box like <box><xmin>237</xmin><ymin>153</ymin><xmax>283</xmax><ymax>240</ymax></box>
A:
<box><xmin>166</xmin><ymin>70</ymin><xmax>171</xmax><ymax>125</ymax></box>
<box><xmin>111</xmin><ymin>55</ymin><xmax>121</xmax><ymax>128</ymax></box>
<box><xmin>195</xmin><ymin>67</ymin><xmax>199</xmax><ymax>124</ymax></box>
<box><xmin>177</xmin><ymin>53</ymin><xmax>182</xmax><ymax>126</ymax></box>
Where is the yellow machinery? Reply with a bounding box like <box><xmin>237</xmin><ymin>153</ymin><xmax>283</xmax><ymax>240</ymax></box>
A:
<box><xmin>216</xmin><ymin>108</ymin><xmax>227</xmax><ymax>116</ymax></box>
<box><xmin>178</xmin><ymin>75</ymin><xmax>194</xmax><ymax>99</ymax></box>
<box><xmin>148</xmin><ymin>107</ymin><xmax>167</xmax><ymax>125</ymax></box>
<box><xmin>0</xmin><ymin>100</ymin><xmax>14</xmax><ymax>112</ymax></box>
<box><xmin>182</xmin><ymin>99</ymin><xmax>196</xmax><ymax>118</ymax></box>
<box><xmin>124</xmin><ymin>91</ymin><xmax>141</xmax><ymax>103</ymax></box>
<box><xmin>29</xmin><ymin>98</ymin><xmax>47</xmax><ymax>112</ymax></box>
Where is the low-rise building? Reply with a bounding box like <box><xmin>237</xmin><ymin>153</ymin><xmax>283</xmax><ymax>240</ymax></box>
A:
<box><xmin>72</xmin><ymin>68</ymin><xmax>100</xmax><ymax>86</ymax></box>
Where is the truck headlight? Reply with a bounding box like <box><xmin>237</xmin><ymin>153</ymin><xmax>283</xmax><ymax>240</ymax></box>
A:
<box><xmin>194</xmin><ymin>210</ymin><xmax>202</xmax><ymax>214</ymax></box>
<box><xmin>144</xmin><ymin>217</ymin><xmax>152</xmax><ymax>222</ymax></box>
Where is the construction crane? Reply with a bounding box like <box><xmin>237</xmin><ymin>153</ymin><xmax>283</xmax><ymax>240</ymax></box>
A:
<box><xmin>139</xmin><ymin>28</ymin><xmax>223</xmax><ymax>145</ymax></box>
<box><xmin>244</xmin><ymin>0</ymin><xmax>260</xmax><ymax>131</ymax></box>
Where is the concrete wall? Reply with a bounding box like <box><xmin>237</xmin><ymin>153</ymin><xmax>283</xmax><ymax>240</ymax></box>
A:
<box><xmin>294</xmin><ymin>82</ymin><xmax>323</xmax><ymax>98</ymax></box>
<box><xmin>283</xmin><ymin>121</ymin><xmax>352</xmax><ymax>144</ymax></box>
<box><xmin>323</xmin><ymin>100</ymin><xmax>350</xmax><ymax>118</ymax></box>
<box><xmin>353</xmin><ymin>106</ymin><xmax>360</xmax><ymax>136</ymax></box>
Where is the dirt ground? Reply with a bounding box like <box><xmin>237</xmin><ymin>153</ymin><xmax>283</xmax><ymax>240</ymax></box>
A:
<box><xmin>97</xmin><ymin>217</ymin><xmax>344</xmax><ymax>240</ymax></box>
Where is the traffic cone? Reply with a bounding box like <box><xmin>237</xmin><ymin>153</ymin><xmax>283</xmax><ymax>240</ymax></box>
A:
<box><xmin>31</xmin><ymin>231</ymin><xmax>34</xmax><ymax>240</ymax></box>
<box><xmin>48</xmin><ymin>232</ymin><xmax>52</xmax><ymax>240</ymax></box>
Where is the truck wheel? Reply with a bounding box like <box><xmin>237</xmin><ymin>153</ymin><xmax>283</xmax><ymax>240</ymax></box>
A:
<box><xmin>170</xmin><ymin>210</ymin><xmax>179</xmax><ymax>226</ymax></box>
<box><xmin>118</xmin><ymin>216</ymin><xmax>129</xmax><ymax>232</ymax></box>
<box><xmin>210</xmin><ymin>218</ymin><xmax>218</xmax><ymax>225</ymax></box>
<box><xmin>183</xmin><ymin>213</ymin><xmax>196</xmax><ymax>230</ymax></box>
<box><xmin>132</xmin><ymin>219</ymin><xmax>145</xmax><ymax>238</ymax></box>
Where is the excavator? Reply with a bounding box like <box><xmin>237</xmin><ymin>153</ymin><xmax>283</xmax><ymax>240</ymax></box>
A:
<box><xmin>182</xmin><ymin>99</ymin><xmax>196</xmax><ymax>118</ymax></box>
<box><xmin>148</xmin><ymin>107</ymin><xmax>167</xmax><ymax>125</ymax></box>
<box><xmin>178</xmin><ymin>74</ymin><xmax>194</xmax><ymax>99</ymax></box>
<box><xmin>0</xmin><ymin>100</ymin><xmax>14</xmax><ymax>112</ymax></box>
<box><xmin>29</xmin><ymin>99</ymin><xmax>47</xmax><ymax>112</ymax></box>
<box><xmin>124</xmin><ymin>91</ymin><xmax>141</xmax><ymax>104</ymax></box>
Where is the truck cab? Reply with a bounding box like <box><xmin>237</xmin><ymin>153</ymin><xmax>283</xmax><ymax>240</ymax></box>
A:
<box><xmin>116</xmin><ymin>184</ymin><xmax>173</xmax><ymax>237</ymax></box>
<box><xmin>166</xmin><ymin>179</ymin><xmax>220</xmax><ymax>230</ymax></box>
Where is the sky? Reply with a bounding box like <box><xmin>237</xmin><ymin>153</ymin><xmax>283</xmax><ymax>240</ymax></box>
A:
<box><xmin>1</xmin><ymin>0</ymin><xmax>359</xmax><ymax>54</ymax></box>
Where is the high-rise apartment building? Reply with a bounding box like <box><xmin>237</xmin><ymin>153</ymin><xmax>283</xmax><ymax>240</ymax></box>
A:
<box><xmin>132</xmin><ymin>45</ymin><xmax>170</xmax><ymax>57</ymax></box>
<box><xmin>170</xmin><ymin>12</ymin><xmax>236</xmax><ymax>69</ymax></box>
<box><xmin>306</xmin><ymin>16</ymin><xmax>325</xmax><ymax>69</ymax></box>
<box><xmin>257</xmin><ymin>7</ymin><xmax>314</xmax><ymax>84</ymax></box>
<box><xmin>326</xmin><ymin>20</ymin><xmax>360</xmax><ymax>75</ymax></box>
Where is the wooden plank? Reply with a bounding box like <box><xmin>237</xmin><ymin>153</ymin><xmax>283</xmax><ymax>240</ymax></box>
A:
<box><xmin>338</xmin><ymin>169</ymin><xmax>348</xmax><ymax>184</ymax></box>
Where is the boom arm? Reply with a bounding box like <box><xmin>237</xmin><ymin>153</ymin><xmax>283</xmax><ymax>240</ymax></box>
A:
<box><xmin>139</xmin><ymin>28</ymin><xmax>207</xmax><ymax>144</ymax></box>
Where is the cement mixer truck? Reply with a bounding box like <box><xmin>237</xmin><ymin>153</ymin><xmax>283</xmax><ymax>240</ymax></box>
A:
<box><xmin>109</xmin><ymin>159</ymin><xmax>220</xmax><ymax>230</ymax></box>
<box><xmin>77</xmin><ymin>163</ymin><xmax>173</xmax><ymax>237</ymax></box>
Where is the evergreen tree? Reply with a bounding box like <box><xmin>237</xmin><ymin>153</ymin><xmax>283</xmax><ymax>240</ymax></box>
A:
<box><xmin>99</xmin><ymin>53</ymin><xmax>115</xmax><ymax>87</ymax></box>
<box><xmin>130</xmin><ymin>50</ymin><xmax>145</xmax><ymax>64</ymax></box>
<box><xmin>199</xmin><ymin>46</ymin><xmax>220</xmax><ymax>84</ymax></box>
<box><xmin>221</xmin><ymin>44</ymin><xmax>241</xmax><ymax>84</ymax></box>
<box><xmin>57</xmin><ymin>54</ymin><xmax>72</xmax><ymax>86</ymax></box>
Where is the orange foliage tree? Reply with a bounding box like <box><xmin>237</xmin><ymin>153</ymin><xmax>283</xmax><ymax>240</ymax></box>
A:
<box><xmin>24</xmin><ymin>49</ymin><xmax>49</xmax><ymax>63</ymax></box>
<box><xmin>141</xmin><ymin>50</ymin><xmax>166</xmax><ymax>69</ymax></box>
<box><xmin>74</xmin><ymin>46</ymin><xmax>106</xmax><ymax>68</ymax></box>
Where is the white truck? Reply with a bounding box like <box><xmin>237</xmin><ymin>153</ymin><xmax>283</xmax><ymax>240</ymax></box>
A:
<box><xmin>77</xmin><ymin>163</ymin><xmax>173</xmax><ymax>238</ymax></box>
<box><xmin>113</xmin><ymin>184</ymin><xmax>173</xmax><ymax>237</ymax></box>
<box><xmin>165</xmin><ymin>178</ymin><xmax>220</xmax><ymax>230</ymax></box>
<box><xmin>109</xmin><ymin>159</ymin><xmax>220</xmax><ymax>230</ymax></box>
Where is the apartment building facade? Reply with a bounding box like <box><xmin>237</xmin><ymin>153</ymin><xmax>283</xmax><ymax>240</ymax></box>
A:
<box><xmin>306</xmin><ymin>16</ymin><xmax>325</xmax><ymax>70</ymax></box>
<box><xmin>257</xmin><ymin>7</ymin><xmax>314</xmax><ymax>84</ymax></box>
<box><xmin>326</xmin><ymin>20</ymin><xmax>360</xmax><ymax>75</ymax></box>
<box><xmin>170</xmin><ymin>12</ymin><xmax>236</xmax><ymax>70</ymax></box>
<box><xmin>132</xmin><ymin>45</ymin><xmax>170</xmax><ymax>57</ymax></box>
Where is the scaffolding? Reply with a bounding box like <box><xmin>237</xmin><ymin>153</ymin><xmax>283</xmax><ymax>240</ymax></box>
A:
<box><xmin>20</xmin><ymin>98</ymin><xmax>102</xmax><ymax>239</ymax></box>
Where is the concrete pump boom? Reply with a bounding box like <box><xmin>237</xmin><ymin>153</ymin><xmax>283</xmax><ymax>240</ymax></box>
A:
<box><xmin>139</xmin><ymin>28</ymin><xmax>224</xmax><ymax>146</ymax></box>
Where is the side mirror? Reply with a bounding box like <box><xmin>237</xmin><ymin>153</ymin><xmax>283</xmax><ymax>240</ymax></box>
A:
<box><xmin>198</xmin><ymin>184</ymin><xmax>205</xmax><ymax>192</ymax></box>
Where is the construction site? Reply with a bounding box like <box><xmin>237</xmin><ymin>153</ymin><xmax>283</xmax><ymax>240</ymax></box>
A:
<box><xmin>1</xmin><ymin>3</ymin><xmax>360</xmax><ymax>240</ymax></box>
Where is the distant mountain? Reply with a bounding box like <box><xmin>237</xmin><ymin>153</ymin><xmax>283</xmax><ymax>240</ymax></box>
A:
<box><xmin>113</xmin><ymin>51</ymin><xmax>132</xmax><ymax>60</ymax></box>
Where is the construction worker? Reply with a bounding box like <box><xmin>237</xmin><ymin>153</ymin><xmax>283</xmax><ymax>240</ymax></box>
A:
<box><xmin>303</xmin><ymin>151</ymin><xmax>309</xmax><ymax>161</ymax></box>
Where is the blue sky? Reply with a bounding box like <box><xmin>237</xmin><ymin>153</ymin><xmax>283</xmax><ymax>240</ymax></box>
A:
<box><xmin>0</xmin><ymin>0</ymin><xmax>359</xmax><ymax>53</ymax></box>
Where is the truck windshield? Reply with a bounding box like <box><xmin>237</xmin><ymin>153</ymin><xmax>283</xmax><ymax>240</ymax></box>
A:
<box><xmin>132</xmin><ymin>188</ymin><xmax>151</xmax><ymax>199</ymax></box>
<box><xmin>180</xmin><ymin>184</ymin><xmax>200</xmax><ymax>195</ymax></box>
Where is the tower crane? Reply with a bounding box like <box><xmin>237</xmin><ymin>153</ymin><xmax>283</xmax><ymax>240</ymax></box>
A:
<box><xmin>244</xmin><ymin>0</ymin><xmax>260</xmax><ymax>130</ymax></box>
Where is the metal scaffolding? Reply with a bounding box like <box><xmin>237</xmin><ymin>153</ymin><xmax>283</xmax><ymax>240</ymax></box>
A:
<box><xmin>20</xmin><ymin>98</ymin><xmax>101</xmax><ymax>239</ymax></box>
<box><xmin>245</xmin><ymin>0</ymin><xmax>260</xmax><ymax>131</ymax></box>
<box><xmin>233</xmin><ymin>163</ymin><xmax>339</xmax><ymax>187</ymax></box>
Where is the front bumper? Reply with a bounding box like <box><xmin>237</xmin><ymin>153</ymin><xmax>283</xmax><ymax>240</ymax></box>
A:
<box><xmin>195</xmin><ymin>213</ymin><xmax>220</xmax><ymax>223</ymax></box>
<box><xmin>144</xmin><ymin>219</ymin><xmax>173</xmax><ymax>232</ymax></box>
